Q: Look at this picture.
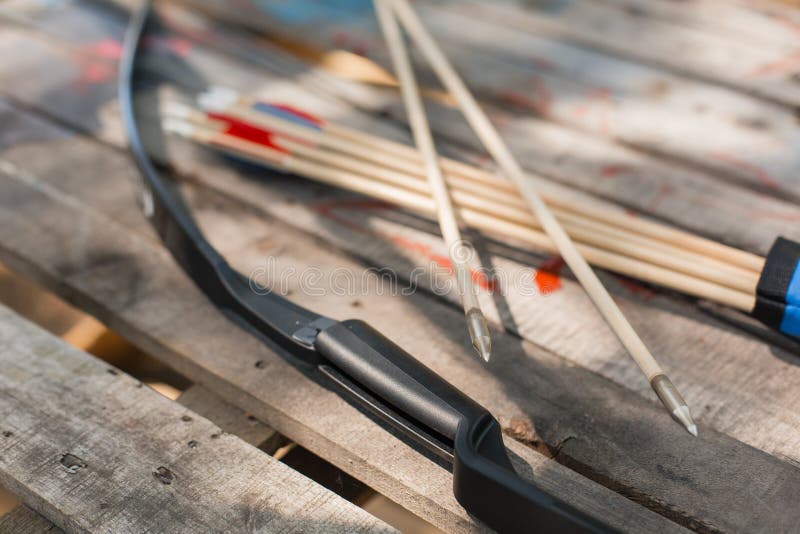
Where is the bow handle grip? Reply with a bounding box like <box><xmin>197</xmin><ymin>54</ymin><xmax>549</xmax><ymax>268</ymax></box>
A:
<box><xmin>315</xmin><ymin>320</ymin><xmax>609</xmax><ymax>533</ymax></box>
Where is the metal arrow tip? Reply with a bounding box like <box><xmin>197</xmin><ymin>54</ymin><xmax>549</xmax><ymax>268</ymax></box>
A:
<box><xmin>466</xmin><ymin>308</ymin><xmax>492</xmax><ymax>362</ymax></box>
<box><xmin>651</xmin><ymin>374</ymin><xmax>698</xmax><ymax>437</ymax></box>
<box><xmin>473</xmin><ymin>334</ymin><xmax>492</xmax><ymax>362</ymax></box>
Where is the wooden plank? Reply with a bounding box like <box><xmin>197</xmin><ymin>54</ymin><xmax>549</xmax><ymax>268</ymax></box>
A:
<box><xmin>8</xmin><ymin>0</ymin><xmax>795</xmax><ymax>258</ymax></box>
<box><xmin>0</xmin><ymin>105</ymin><xmax>687</xmax><ymax>533</ymax></box>
<box><xmin>178</xmin><ymin>385</ymin><xmax>284</xmax><ymax>452</ymax></box>
<box><xmin>595</xmin><ymin>0</ymin><xmax>800</xmax><ymax>50</ymax></box>
<box><xmin>2</xmin><ymin>1</ymin><xmax>799</xmax><ymax>259</ymax></box>
<box><xmin>448</xmin><ymin>0</ymin><xmax>800</xmax><ymax>109</ymax></box>
<box><xmin>3</xmin><ymin>3</ymin><xmax>799</xmax><ymax>475</ymax></box>
<box><xmin>0</xmin><ymin>505</ymin><xmax>62</xmax><ymax>533</ymax></box>
<box><xmin>4</xmin><ymin>98</ymin><xmax>800</xmax><ymax>533</ymax></box>
<box><xmin>170</xmin><ymin>0</ymin><xmax>800</xmax><ymax>204</ymax></box>
<box><xmin>0</xmin><ymin>304</ymin><xmax>394</xmax><ymax>533</ymax></box>
<box><xmin>162</xmin><ymin>0</ymin><xmax>800</xmax><ymax>210</ymax></box>
<box><xmin>3</xmin><ymin>0</ymin><xmax>800</xmax><ymax>451</ymax></box>
<box><xmin>1</xmin><ymin>4</ymin><xmax>800</xmax><ymax>532</ymax></box>
<box><xmin>415</xmin><ymin>2</ymin><xmax>800</xmax><ymax>201</ymax></box>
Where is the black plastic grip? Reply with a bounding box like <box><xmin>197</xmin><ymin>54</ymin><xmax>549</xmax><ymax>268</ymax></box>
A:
<box><xmin>315</xmin><ymin>320</ymin><xmax>483</xmax><ymax>438</ymax></box>
<box><xmin>315</xmin><ymin>320</ymin><xmax>611</xmax><ymax>533</ymax></box>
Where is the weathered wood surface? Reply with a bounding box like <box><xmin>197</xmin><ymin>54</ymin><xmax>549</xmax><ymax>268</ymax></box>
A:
<box><xmin>601</xmin><ymin>0</ymin><xmax>800</xmax><ymax>50</ymax></box>
<box><xmin>3</xmin><ymin>1</ymin><xmax>800</xmax><ymax>474</ymax></box>
<box><xmin>172</xmin><ymin>0</ymin><xmax>800</xmax><ymax>244</ymax></box>
<box><xmin>0</xmin><ymin>96</ymin><xmax>794</xmax><ymax>533</ymax></box>
<box><xmin>195</xmin><ymin>0</ymin><xmax>800</xmax><ymax>199</ymax></box>
<box><xmin>0</xmin><ymin>103</ymin><xmax>682</xmax><ymax>533</ymax></box>
<box><xmin>448</xmin><ymin>0</ymin><xmax>800</xmax><ymax>109</ymax></box>
<box><xmin>0</xmin><ymin>385</ymin><xmax>284</xmax><ymax>534</ymax></box>
<box><xmin>597</xmin><ymin>0</ymin><xmax>800</xmax><ymax>50</ymax></box>
<box><xmin>1</xmin><ymin>1</ymin><xmax>799</xmax><ymax>532</ymax></box>
<box><xmin>178</xmin><ymin>385</ymin><xmax>284</xmax><ymax>452</ymax></box>
<box><xmin>4</xmin><ymin>0</ymin><xmax>800</xmax><ymax>257</ymax></box>
<box><xmin>0</xmin><ymin>505</ymin><xmax>62</xmax><ymax>533</ymax></box>
<box><xmin>0</xmin><ymin>303</ymin><xmax>394</xmax><ymax>533</ymax></box>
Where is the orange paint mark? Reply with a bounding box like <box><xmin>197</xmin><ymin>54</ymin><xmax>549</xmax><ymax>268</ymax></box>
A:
<box><xmin>710</xmin><ymin>152</ymin><xmax>780</xmax><ymax>190</ymax></box>
<box><xmin>388</xmin><ymin>235</ymin><xmax>498</xmax><ymax>292</ymax></box>
<box><xmin>534</xmin><ymin>256</ymin><xmax>564</xmax><ymax>295</ymax></box>
<box><xmin>312</xmin><ymin>200</ymin><xmax>497</xmax><ymax>292</ymax></box>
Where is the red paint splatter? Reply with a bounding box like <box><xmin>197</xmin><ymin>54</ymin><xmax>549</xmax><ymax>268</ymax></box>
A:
<box><xmin>599</xmin><ymin>164</ymin><xmax>629</xmax><ymax>178</ymax></box>
<box><xmin>70</xmin><ymin>36</ymin><xmax>190</xmax><ymax>92</ymax></box>
<box><xmin>207</xmin><ymin>112</ymin><xmax>288</xmax><ymax>153</ymax></box>
<box><xmin>264</xmin><ymin>103</ymin><xmax>324</xmax><ymax>127</ymax></box>
<box><xmin>70</xmin><ymin>39</ymin><xmax>122</xmax><ymax>91</ymax></box>
<box><xmin>498</xmin><ymin>76</ymin><xmax>551</xmax><ymax>117</ymax></box>
<box><xmin>709</xmin><ymin>152</ymin><xmax>780</xmax><ymax>190</ymax></box>
<box><xmin>534</xmin><ymin>256</ymin><xmax>565</xmax><ymax>295</ymax></box>
<box><xmin>85</xmin><ymin>39</ymin><xmax>123</xmax><ymax>59</ymax></box>
<box><xmin>312</xmin><ymin>199</ymin><xmax>497</xmax><ymax>292</ymax></box>
<box><xmin>78</xmin><ymin>62</ymin><xmax>115</xmax><ymax>86</ymax></box>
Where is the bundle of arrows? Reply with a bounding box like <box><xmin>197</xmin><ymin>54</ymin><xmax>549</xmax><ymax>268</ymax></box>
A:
<box><xmin>152</xmin><ymin>0</ymin><xmax>800</xmax><ymax>443</ymax></box>
<box><xmin>163</xmin><ymin>94</ymin><xmax>767</xmax><ymax>314</ymax></box>
<box><xmin>159</xmin><ymin>0</ymin><xmax>800</xmax><ymax>437</ymax></box>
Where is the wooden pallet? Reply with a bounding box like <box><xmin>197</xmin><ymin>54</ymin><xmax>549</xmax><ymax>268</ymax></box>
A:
<box><xmin>1</xmin><ymin>0</ymin><xmax>800</xmax><ymax>531</ymax></box>
<box><xmin>0</xmin><ymin>303</ymin><xmax>392</xmax><ymax>532</ymax></box>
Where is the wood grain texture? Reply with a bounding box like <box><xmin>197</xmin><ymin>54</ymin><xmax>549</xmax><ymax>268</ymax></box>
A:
<box><xmin>0</xmin><ymin>2</ymin><xmax>798</xmax><ymax>532</ymax></box>
<box><xmin>185</xmin><ymin>0</ymin><xmax>800</xmax><ymax>200</ymax></box>
<box><xmin>0</xmin><ymin>505</ymin><xmax>62</xmax><ymax>533</ymax></box>
<box><xmin>448</xmin><ymin>0</ymin><xmax>800</xmax><ymax>108</ymax></box>
<box><xmin>178</xmin><ymin>385</ymin><xmax>284</xmax><ymax>452</ymax></box>
<box><xmin>3</xmin><ymin>0</ymin><xmax>800</xmax><ymax>257</ymax></box>
<box><xmin>2</xmin><ymin>2</ymin><xmax>792</xmax><ymax>480</ymax></box>
<box><xmin>0</xmin><ymin>105</ymin><xmax>684</xmax><ymax>533</ymax></box>
<box><xmin>0</xmin><ymin>304</ymin><xmax>394</xmax><ymax>533</ymax></box>
<box><xmin>3</xmin><ymin>98</ymin><xmax>800</xmax><ymax>533</ymax></box>
<box><xmin>164</xmin><ymin>0</ymin><xmax>800</xmax><ymax>252</ymax></box>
